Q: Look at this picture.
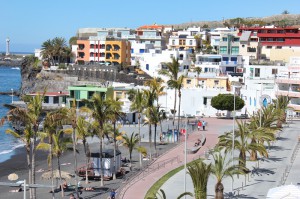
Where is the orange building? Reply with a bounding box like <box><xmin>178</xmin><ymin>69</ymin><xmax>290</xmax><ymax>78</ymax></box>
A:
<box><xmin>76</xmin><ymin>39</ymin><xmax>131</xmax><ymax>66</ymax></box>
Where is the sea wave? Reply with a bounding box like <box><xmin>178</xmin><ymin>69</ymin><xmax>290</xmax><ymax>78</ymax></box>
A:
<box><xmin>0</xmin><ymin>143</ymin><xmax>25</xmax><ymax>155</ymax></box>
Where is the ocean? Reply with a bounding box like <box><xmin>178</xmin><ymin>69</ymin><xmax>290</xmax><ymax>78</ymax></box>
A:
<box><xmin>0</xmin><ymin>66</ymin><xmax>24</xmax><ymax>163</ymax></box>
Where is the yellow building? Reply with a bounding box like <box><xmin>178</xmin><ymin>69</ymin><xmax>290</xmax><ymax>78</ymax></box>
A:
<box><xmin>76</xmin><ymin>39</ymin><xmax>131</xmax><ymax>65</ymax></box>
<box><xmin>182</xmin><ymin>76</ymin><xmax>229</xmax><ymax>90</ymax></box>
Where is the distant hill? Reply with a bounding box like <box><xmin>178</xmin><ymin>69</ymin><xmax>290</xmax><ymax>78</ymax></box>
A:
<box><xmin>172</xmin><ymin>14</ymin><xmax>300</xmax><ymax>29</ymax></box>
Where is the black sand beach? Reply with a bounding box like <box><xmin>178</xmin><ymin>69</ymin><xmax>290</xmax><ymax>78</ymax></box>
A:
<box><xmin>0</xmin><ymin>139</ymin><xmax>176</xmax><ymax>199</ymax></box>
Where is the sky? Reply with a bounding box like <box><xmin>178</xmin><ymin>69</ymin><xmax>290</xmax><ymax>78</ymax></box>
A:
<box><xmin>0</xmin><ymin>0</ymin><xmax>299</xmax><ymax>53</ymax></box>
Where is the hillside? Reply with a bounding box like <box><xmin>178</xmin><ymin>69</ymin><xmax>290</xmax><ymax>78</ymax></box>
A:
<box><xmin>173</xmin><ymin>14</ymin><xmax>300</xmax><ymax>29</ymax></box>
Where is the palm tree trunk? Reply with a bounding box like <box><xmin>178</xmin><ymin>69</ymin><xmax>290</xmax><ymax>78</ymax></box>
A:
<box><xmin>50</xmin><ymin>143</ymin><xmax>55</xmax><ymax>199</ymax></box>
<box><xmin>195</xmin><ymin>189</ymin><xmax>207</xmax><ymax>199</ymax></box>
<box><xmin>26</xmin><ymin>144</ymin><xmax>33</xmax><ymax>199</ymax></box>
<box><xmin>72</xmin><ymin>129</ymin><xmax>79</xmax><ymax>198</ymax></box>
<box><xmin>177</xmin><ymin>91</ymin><xmax>182</xmax><ymax>140</ymax></box>
<box><xmin>99</xmin><ymin>136</ymin><xmax>104</xmax><ymax>187</ymax></box>
<box><xmin>138</xmin><ymin>114</ymin><xmax>142</xmax><ymax>168</ymax></box>
<box><xmin>239</xmin><ymin>151</ymin><xmax>247</xmax><ymax>170</ymax></box>
<box><xmin>113</xmin><ymin>122</ymin><xmax>117</xmax><ymax>180</ymax></box>
<box><xmin>31</xmin><ymin>134</ymin><xmax>37</xmax><ymax>199</ymax></box>
<box><xmin>82</xmin><ymin>138</ymin><xmax>89</xmax><ymax>184</ymax></box>
<box><xmin>57</xmin><ymin>157</ymin><xmax>64</xmax><ymax>197</ymax></box>
<box><xmin>215</xmin><ymin>182</ymin><xmax>224</xmax><ymax>199</ymax></box>
<box><xmin>173</xmin><ymin>89</ymin><xmax>177</xmax><ymax>143</ymax></box>
<box><xmin>154</xmin><ymin>124</ymin><xmax>157</xmax><ymax>152</ymax></box>
<box><xmin>250</xmin><ymin>139</ymin><xmax>258</xmax><ymax>161</ymax></box>
<box><xmin>149</xmin><ymin>124</ymin><xmax>152</xmax><ymax>160</ymax></box>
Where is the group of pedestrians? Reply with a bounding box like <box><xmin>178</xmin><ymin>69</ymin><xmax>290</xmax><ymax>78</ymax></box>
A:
<box><xmin>197</xmin><ymin>120</ymin><xmax>207</xmax><ymax>131</ymax></box>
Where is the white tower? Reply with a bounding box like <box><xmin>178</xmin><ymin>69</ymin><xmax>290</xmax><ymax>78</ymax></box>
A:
<box><xmin>6</xmin><ymin>37</ymin><xmax>10</xmax><ymax>56</ymax></box>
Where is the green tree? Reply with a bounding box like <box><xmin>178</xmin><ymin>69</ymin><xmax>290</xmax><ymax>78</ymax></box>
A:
<box><xmin>128</xmin><ymin>89</ymin><xmax>145</xmax><ymax>168</ymax></box>
<box><xmin>69</xmin><ymin>36</ymin><xmax>78</xmax><ymax>46</ymax></box>
<box><xmin>147</xmin><ymin>189</ymin><xmax>193</xmax><ymax>199</ymax></box>
<box><xmin>187</xmin><ymin>160</ymin><xmax>211</xmax><ymax>199</ymax></box>
<box><xmin>282</xmin><ymin>10</ymin><xmax>289</xmax><ymax>14</ymax></box>
<box><xmin>38</xmin><ymin>129</ymin><xmax>73</xmax><ymax>197</ymax></box>
<box><xmin>159</xmin><ymin>58</ymin><xmax>180</xmax><ymax>133</ymax></box>
<box><xmin>211</xmin><ymin>94</ymin><xmax>245</xmax><ymax>113</ymax></box>
<box><xmin>218</xmin><ymin>120</ymin><xmax>268</xmax><ymax>169</ymax></box>
<box><xmin>107</xmin><ymin>98</ymin><xmax>123</xmax><ymax>179</ymax></box>
<box><xmin>194</xmin><ymin>67</ymin><xmax>202</xmax><ymax>87</ymax></box>
<box><xmin>274</xmin><ymin>96</ymin><xmax>290</xmax><ymax>128</ymax></box>
<box><xmin>122</xmin><ymin>133</ymin><xmax>139</xmax><ymax>165</ymax></box>
<box><xmin>210</xmin><ymin>149</ymin><xmax>243</xmax><ymax>199</ymax></box>
<box><xmin>76</xmin><ymin>116</ymin><xmax>93</xmax><ymax>184</ymax></box>
<box><xmin>82</xmin><ymin>93</ymin><xmax>112</xmax><ymax>187</ymax></box>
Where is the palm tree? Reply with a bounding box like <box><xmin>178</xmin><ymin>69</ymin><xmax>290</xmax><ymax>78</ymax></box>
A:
<box><xmin>38</xmin><ymin>129</ymin><xmax>73</xmax><ymax>197</ymax></box>
<box><xmin>82</xmin><ymin>93</ymin><xmax>112</xmax><ymax>187</ymax></box>
<box><xmin>147</xmin><ymin>189</ymin><xmax>193</xmax><ymax>199</ymax></box>
<box><xmin>128</xmin><ymin>89</ymin><xmax>145</xmax><ymax>168</ymax></box>
<box><xmin>144</xmin><ymin>105</ymin><xmax>160</xmax><ymax>152</ymax></box>
<box><xmin>122</xmin><ymin>133</ymin><xmax>139</xmax><ymax>165</ymax></box>
<box><xmin>194</xmin><ymin>67</ymin><xmax>202</xmax><ymax>87</ymax></box>
<box><xmin>64</xmin><ymin>102</ymin><xmax>81</xmax><ymax>197</ymax></box>
<box><xmin>187</xmin><ymin>160</ymin><xmax>211</xmax><ymax>199</ymax></box>
<box><xmin>159</xmin><ymin>58</ymin><xmax>180</xmax><ymax>133</ymax></box>
<box><xmin>107</xmin><ymin>98</ymin><xmax>122</xmax><ymax>179</ymax></box>
<box><xmin>274</xmin><ymin>96</ymin><xmax>290</xmax><ymax>128</ymax></box>
<box><xmin>76</xmin><ymin>116</ymin><xmax>92</xmax><ymax>184</ymax></box>
<box><xmin>168</xmin><ymin>75</ymin><xmax>184</xmax><ymax>132</ymax></box>
<box><xmin>210</xmin><ymin>149</ymin><xmax>242</xmax><ymax>199</ymax></box>
<box><xmin>218</xmin><ymin>120</ymin><xmax>269</xmax><ymax>169</ymax></box>
<box><xmin>248</xmin><ymin>112</ymin><xmax>276</xmax><ymax>161</ymax></box>
<box><xmin>41</xmin><ymin>39</ymin><xmax>54</xmax><ymax>65</ymax></box>
<box><xmin>39</xmin><ymin>109</ymin><xmax>67</xmax><ymax>198</ymax></box>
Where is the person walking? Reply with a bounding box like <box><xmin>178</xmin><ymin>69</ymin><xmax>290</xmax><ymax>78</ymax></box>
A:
<box><xmin>202</xmin><ymin>120</ymin><xmax>206</xmax><ymax>131</ymax></box>
<box><xmin>197</xmin><ymin>120</ymin><xmax>202</xmax><ymax>131</ymax></box>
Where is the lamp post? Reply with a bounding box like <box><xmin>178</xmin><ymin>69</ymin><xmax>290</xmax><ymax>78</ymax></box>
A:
<box><xmin>11</xmin><ymin>88</ymin><xmax>14</xmax><ymax>104</ymax></box>
<box><xmin>231</xmin><ymin>82</ymin><xmax>241</xmax><ymax>194</ymax></box>
<box><xmin>183</xmin><ymin>114</ymin><xmax>187</xmax><ymax>198</ymax></box>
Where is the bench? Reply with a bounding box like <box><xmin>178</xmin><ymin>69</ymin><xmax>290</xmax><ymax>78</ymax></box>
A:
<box><xmin>185</xmin><ymin>133</ymin><xmax>206</xmax><ymax>154</ymax></box>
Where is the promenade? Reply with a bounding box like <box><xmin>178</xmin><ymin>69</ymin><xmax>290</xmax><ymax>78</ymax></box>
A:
<box><xmin>161</xmin><ymin>120</ymin><xmax>300</xmax><ymax>199</ymax></box>
<box><xmin>119</xmin><ymin>117</ymin><xmax>233</xmax><ymax>199</ymax></box>
<box><xmin>118</xmin><ymin>118</ymin><xmax>300</xmax><ymax>199</ymax></box>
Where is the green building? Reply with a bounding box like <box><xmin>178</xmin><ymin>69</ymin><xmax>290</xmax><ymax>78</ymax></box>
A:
<box><xmin>67</xmin><ymin>85</ymin><xmax>114</xmax><ymax>108</ymax></box>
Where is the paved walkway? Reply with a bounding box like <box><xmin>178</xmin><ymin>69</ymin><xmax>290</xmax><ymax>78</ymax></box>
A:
<box><xmin>118</xmin><ymin>117</ymin><xmax>233</xmax><ymax>199</ymax></box>
<box><xmin>161</xmin><ymin>120</ymin><xmax>300</xmax><ymax>199</ymax></box>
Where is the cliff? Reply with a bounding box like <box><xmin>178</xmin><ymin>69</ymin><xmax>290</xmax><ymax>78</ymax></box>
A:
<box><xmin>20</xmin><ymin>58</ymin><xmax>152</xmax><ymax>95</ymax></box>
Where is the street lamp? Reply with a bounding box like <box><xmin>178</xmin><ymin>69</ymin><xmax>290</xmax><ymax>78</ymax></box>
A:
<box><xmin>231</xmin><ymin>81</ymin><xmax>241</xmax><ymax>194</ymax></box>
<box><xmin>11</xmin><ymin>88</ymin><xmax>13</xmax><ymax>104</ymax></box>
<box><xmin>183</xmin><ymin>114</ymin><xmax>187</xmax><ymax>198</ymax></box>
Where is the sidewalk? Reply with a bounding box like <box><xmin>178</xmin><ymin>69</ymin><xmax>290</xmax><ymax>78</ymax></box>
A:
<box><xmin>119</xmin><ymin>117</ymin><xmax>233</xmax><ymax>199</ymax></box>
<box><xmin>161</xmin><ymin>120</ymin><xmax>300</xmax><ymax>199</ymax></box>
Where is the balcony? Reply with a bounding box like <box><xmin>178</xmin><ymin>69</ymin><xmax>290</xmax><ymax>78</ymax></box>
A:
<box><xmin>276</xmin><ymin>90</ymin><xmax>300</xmax><ymax>98</ymax></box>
<box><xmin>287</xmin><ymin>104</ymin><xmax>300</xmax><ymax>111</ymax></box>
<box><xmin>276</xmin><ymin>78</ymin><xmax>300</xmax><ymax>84</ymax></box>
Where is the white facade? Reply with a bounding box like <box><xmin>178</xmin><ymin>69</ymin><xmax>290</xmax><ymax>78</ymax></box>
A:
<box><xmin>137</xmin><ymin>49</ymin><xmax>192</xmax><ymax>78</ymax></box>
<box><xmin>34</xmin><ymin>49</ymin><xmax>43</xmax><ymax>60</ymax></box>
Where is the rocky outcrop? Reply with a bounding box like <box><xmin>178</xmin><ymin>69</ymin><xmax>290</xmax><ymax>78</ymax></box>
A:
<box><xmin>20</xmin><ymin>58</ymin><xmax>152</xmax><ymax>95</ymax></box>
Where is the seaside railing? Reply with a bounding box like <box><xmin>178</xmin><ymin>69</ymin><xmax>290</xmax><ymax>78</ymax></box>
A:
<box><xmin>278</xmin><ymin>136</ymin><xmax>300</xmax><ymax>186</ymax></box>
<box><xmin>116</xmin><ymin>155</ymin><xmax>180</xmax><ymax>199</ymax></box>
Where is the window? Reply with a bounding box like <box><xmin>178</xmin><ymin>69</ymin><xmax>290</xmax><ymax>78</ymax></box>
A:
<box><xmin>231</xmin><ymin>57</ymin><xmax>237</xmax><ymax>61</ymax></box>
<box><xmin>266</xmin><ymin>46</ymin><xmax>272</xmax><ymax>49</ymax></box>
<box><xmin>146</xmin><ymin>64</ymin><xmax>149</xmax><ymax>70</ymax></box>
<box><xmin>272</xmin><ymin>69</ymin><xmax>278</xmax><ymax>74</ymax></box>
<box><xmin>231</xmin><ymin>47</ymin><xmax>239</xmax><ymax>55</ymax></box>
<box><xmin>255</xmin><ymin>68</ymin><xmax>260</xmax><ymax>77</ymax></box>
<box><xmin>170</xmin><ymin>54</ymin><xmax>174</xmax><ymax>58</ymax></box>
<box><xmin>172</xmin><ymin>40</ymin><xmax>175</xmax><ymax>45</ymax></box>
<box><xmin>203</xmin><ymin>97</ymin><xmax>207</xmax><ymax>105</ymax></box>
<box><xmin>139</xmin><ymin>49</ymin><xmax>145</xmax><ymax>53</ymax></box>
<box><xmin>267</xmin><ymin>38</ymin><xmax>273</xmax><ymax>41</ymax></box>
<box><xmin>189</xmin><ymin>40</ymin><xmax>193</xmax><ymax>45</ymax></box>
<box><xmin>214</xmin><ymin>80</ymin><xmax>219</xmax><ymax>86</ymax></box>
<box><xmin>220</xmin><ymin>46</ymin><xmax>227</xmax><ymax>54</ymax></box>
<box><xmin>131</xmin><ymin>49</ymin><xmax>134</xmax><ymax>53</ymax></box>
<box><xmin>222</xmin><ymin>57</ymin><xmax>229</xmax><ymax>61</ymax></box>
<box><xmin>247</xmin><ymin>47</ymin><xmax>256</xmax><ymax>52</ymax></box>
<box><xmin>233</xmin><ymin>38</ymin><xmax>239</xmax><ymax>42</ymax></box>
<box><xmin>186</xmin><ymin>79</ymin><xmax>191</xmax><ymax>84</ymax></box>
<box><xmin>276</xmin><ymin>46</ymin><xmax>282</xmax><ymax>49</ymax></box>
<box><xmin>222</xmin><ymin>37</ymin><xmax>228</xmax><ymax>42</ymax></box>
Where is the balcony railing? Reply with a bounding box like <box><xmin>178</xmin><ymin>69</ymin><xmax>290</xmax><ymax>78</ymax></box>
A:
<box><xmin>276</xmin><ymin>90</ymin><xmax>300</xmax><ymax>98</ymax></box>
